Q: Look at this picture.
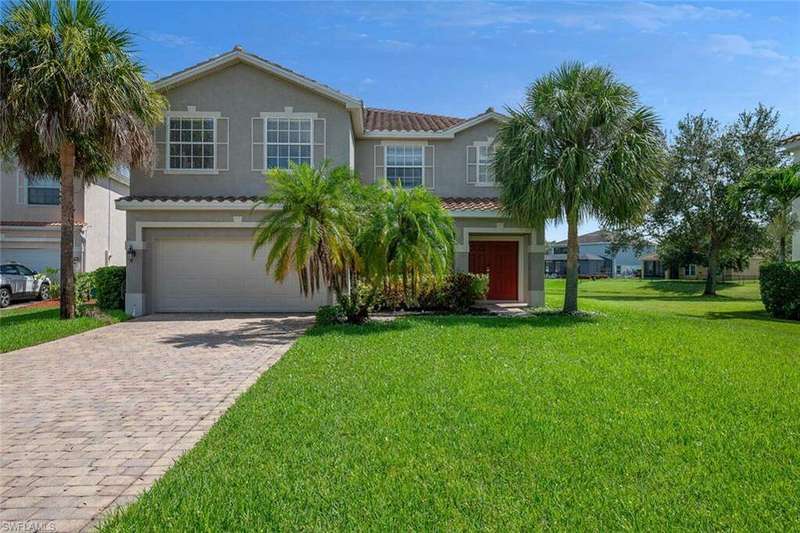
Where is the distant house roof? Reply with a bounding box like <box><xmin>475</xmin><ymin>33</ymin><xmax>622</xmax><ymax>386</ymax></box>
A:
<box><xmin>545</xmin><ymin>253</ymin><xmax>608</xmax><ymax>262</ymax></box>
<box><xmin>781</xmin><ymin>133</ymin><xmax>800</xmax><ymax>146</ymax></box>
<box><xmin>555</xmin><ymin>229</ymin><xmax>613</xmax><ymax>246</ymax></box>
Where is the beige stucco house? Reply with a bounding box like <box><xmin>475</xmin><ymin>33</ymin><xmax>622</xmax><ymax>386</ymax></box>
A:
<box><xmin>0</xmin><ymin>162</ymin><xmax>128</xmax><ymax>274</ymax></box>
<box><xmin>117</xmin><ymin>47</ymin><xmax>546</xmax><ymax>316</ymax></box>
<box><xmin>782</xmin><ymin>133</ymin><xmax>800</xmax><ymax>261</ymax></box>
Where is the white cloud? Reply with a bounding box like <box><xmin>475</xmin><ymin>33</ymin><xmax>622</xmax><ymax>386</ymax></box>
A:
<box><xmin>708</xmin><ymin>34</ymin><xmax>786</xmax><ymax>60</ymax></box>
<box><xmin>378</xmin><ymin>39</ymin><xmax>415</xmax><ymax>50</ymax></box>
<box><xmin>143</xmin><ymin>31</ymin><xmax>195</xmax><ymax>48</ymax></box>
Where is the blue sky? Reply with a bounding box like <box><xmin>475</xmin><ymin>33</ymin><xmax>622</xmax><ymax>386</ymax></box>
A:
<box><xmin>105</xmin><ymin>1</ymin><xmax>800</xmax><ymax>241</ymax></box>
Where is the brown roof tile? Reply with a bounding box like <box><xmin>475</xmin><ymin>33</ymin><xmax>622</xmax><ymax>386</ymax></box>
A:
<box><xmin>782</xmin><ymin>133</ymin><xmax>800</xmax><ymax>145</ymax></box>
<box><xmin>440</xmin><ymin>197</ymin><xmax>501</xmax><ymax>211</ymax></box>
<box><xmin>0</xmin><ymin>220</ymin><xmax>81</xmax><ymax>227</ymax></box>
<box><xmin>364</xmin><ymin>108</ymin><xmax>466</xmax><ymax>132</ymax></box>
<box><xmin>555</xmin><ymin>229</ymin><xmax>613</xmax><ymax>246</ymax></box>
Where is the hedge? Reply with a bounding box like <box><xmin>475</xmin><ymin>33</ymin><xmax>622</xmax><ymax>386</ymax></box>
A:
<box><xmin>94</xmin><ymin>266</ymin><xmax>126</xmax><ymax>310</ymax></box>
<box><xmin>759</xmin><ymin>261</ymin><xmax>800</xmax><ymax>320</ymax></box>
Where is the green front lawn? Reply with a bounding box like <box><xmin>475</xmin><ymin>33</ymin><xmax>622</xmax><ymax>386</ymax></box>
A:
<box><xmin>0</xmin><ymin>304</ymin><xmax>128</xmax><ymax>353</ymax></box>
<box><xmin>101</xmin><ymin>280</ymin><xmax>799</xmax><ymax>531</ymax></box>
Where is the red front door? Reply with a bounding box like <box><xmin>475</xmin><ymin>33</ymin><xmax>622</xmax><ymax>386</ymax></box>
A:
<box><xmin>468</xmin><ymin>240</ymin><xmax>519</xmax><ymax>300</ymax></box>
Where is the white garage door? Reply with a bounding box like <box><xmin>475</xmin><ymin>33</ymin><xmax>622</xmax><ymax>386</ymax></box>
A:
<box><xmin>0</xmin><ymin>247</ymin><xmax>60</xmax><ymax>274</ymax></box>
<box><xmin>152</xmin><ymin>238</ymin><xmax>328</xmax><ymax>312</ymax></box>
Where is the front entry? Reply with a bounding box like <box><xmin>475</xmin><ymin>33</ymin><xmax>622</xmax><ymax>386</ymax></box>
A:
<box><xmin>468</xmin><ymin>240</ymin><xmax>519</xmax><ymax>300</ymax></box>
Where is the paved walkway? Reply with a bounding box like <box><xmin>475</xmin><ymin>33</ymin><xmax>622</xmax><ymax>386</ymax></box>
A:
<box><xmin>0</xmin><ymin>314</ymin><xmax>311</xmax><ymax>532</ymax></box>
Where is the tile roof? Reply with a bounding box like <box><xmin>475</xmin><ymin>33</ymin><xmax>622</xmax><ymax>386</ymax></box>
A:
<box><xmin>439</xmin><ymin>197</ymin><xmax>501</xmax><ymax>211</ymax></box>
<box><xmin>782</xmin><ymin>133</ymin><xmax>800</xmax><ymax>145</ymax></box>
<box><xmin>545</xmin><ymin>253</ymin><xmax>608</xmax><ymax>262</ymax></box>
<box><xmin>0</xmin><ymin>220</ymin><xmax>82</xmax><ymax>227</ymax></box>
<box><xmin>118</xmin><ymin>195</ymin><xmax>502</xmax><ymax>212</ymax></box>
<box><xmin>364</xmin><ymin>107</ymin><xmax>466</xmax><ymax>132</ymax></box>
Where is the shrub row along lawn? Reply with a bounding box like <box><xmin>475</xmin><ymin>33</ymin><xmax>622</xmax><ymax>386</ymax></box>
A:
<box><xmin>0</xmin><ymin>304</ymin><xmax>128</xmax><ymax>353</ymax></box>
<box><xmin>101</xmin><ymin>280</ymin><xmax>799</xmax><ymax>530</ymax></box>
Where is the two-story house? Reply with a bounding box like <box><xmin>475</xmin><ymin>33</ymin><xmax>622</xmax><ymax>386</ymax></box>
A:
<box><xmin>0</xmin><ymin>162</ymin><xmax>129</xmax><ymax>274</ymax></box>
<box><xmin>546</xmin><ymin>230</ymin><xmax>654</xmax><ymax>278</ymax></box>
<box><xmin>117</xmin><ymin>47</ymin><xmax>546</xmax><ymax>316</ymax></box>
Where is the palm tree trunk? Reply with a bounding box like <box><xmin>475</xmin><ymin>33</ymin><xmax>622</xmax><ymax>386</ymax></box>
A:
<box><xmin>563</xmin><ymin>211</ymin><xmax>579</xmax><ymax>313</ymax></box>
<box><xmin>778</xmin><ymin>235</ymin><xmax>786</xmax><ymax>263</ymax></box>
<box><xmin>59</xmin><ymin>141</ymin><xmax>76</xmax><ymax>319</ymax></box>
<box><xmin>704</xmin><ymin>245</ymin><xmax>718</xmax><ymax>296</ymax></box>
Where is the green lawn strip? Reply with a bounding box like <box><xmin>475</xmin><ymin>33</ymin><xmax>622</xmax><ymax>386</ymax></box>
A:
<box><xmin>0</xmin><ymin>306</ymin><xmax>128</xmax><ymax>353</ymax></box>
<box><xmin>101</xmin><ymin>281</ymin><xmax>799</xmax><ymax>531</ymax></box>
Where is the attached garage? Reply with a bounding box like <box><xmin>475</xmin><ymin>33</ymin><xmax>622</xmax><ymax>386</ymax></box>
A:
<box><xmin>150</xmin><ymin>237</ymin><xmax>328</xmax><ymax>313</ymax></box>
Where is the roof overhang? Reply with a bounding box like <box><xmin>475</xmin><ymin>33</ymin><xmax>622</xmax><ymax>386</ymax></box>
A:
<box><xmin>153</xmin><ymin>49</ymin><xmax>363</xmax><ymax>110</ymax></box>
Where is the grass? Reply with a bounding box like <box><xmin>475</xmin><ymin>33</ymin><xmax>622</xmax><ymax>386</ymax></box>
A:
<box><xmin>101</xmin><ymin>279</ymin><xmax>799</xmax><ymax>531</ymax></box>
<box><xmin>0</xmin><ymin>304</ymin><xmax>129</xmax><ymax>353</ymax></box>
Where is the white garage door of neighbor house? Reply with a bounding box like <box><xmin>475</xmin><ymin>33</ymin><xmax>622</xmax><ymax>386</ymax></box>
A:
<box><xmin>0</xmin><ymin>247</ymin><xmax>60</xmax><ymax>274</ymax></box>
<box><xmin>153</xmin><ymin>238</ymin><xmax>328</xmax><ymax>312</ymax></box>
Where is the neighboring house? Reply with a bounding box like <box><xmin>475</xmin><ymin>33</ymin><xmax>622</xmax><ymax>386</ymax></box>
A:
<box><xmin>546</xmin><ymin>230</ymin><xmax>653</xmax><ymax>278</ymax></box>
<box><xmin>782</xmin><ymin>133</ymin><xmax>800</xmax><ymax>261</ymax></box>
<box><xmin>117</xmin><ymin>47</ymin><xmax>546</xmax><ymax>316</ymax></box>
<box><xmin>639</xmin><ymin>254</ymin><xmax>762</xmax><ymax>281</ymax></box>
<box><xmin>0</xmin><ymin>162</ymin><xmax>128</xmax><ymax>273</ymax></box>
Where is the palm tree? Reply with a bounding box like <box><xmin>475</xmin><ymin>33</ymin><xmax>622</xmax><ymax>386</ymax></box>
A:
<box><xmin>738</xmin><ymin>162</ymin><xmax>800</xmax><ymax>262</ymax></box>
<box><xmin>0</xmin><ymin>0</ymin><xmax>165</xmax><ymax>318</ymax></box>
<box><xmin>359</xmin><ymin>186</ymin><xmax>455</xmax><ymax>298</ymax></box>
<box><xmin>252</xmin><ymin>162</ymin><xmax>361</xmax><ymax>297</ymax></box>
<box><xmin>493</xmin><ymin>62</ymin><xmax>664</xmax><ymax>313</ymax></box>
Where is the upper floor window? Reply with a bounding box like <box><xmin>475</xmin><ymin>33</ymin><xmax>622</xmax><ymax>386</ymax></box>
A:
<box><xmin>266</xmin><ymin>118</ymin><xmax>312</xmax><ymax>169</ymax></box>
<box><xmin>168</xmin><ymin>117</ymin><xmax>215</xmax><ymax>170</ymax></box>
<box><xmin>467</xmin><ymin>139</ymin><xmax>495</xmax><ymax>186</ymax></box>
<box><xmin>385</xmin><ymin>144</ymin><xmax>423</xmax><ymax>188</ymax></box>
<box><xmin>27</xmin><ymin>176</ymin><xmax>60</xmax><ymax>205</ymax></box>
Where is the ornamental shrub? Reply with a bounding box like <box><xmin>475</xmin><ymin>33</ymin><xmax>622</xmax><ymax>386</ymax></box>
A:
<box><xmin>315</xmin><ymin>305</ymin><xmax>345</xmax><ymax>326</ymax></box>
<box><xmin>94</xmin><ymin>266</ymin><xmax>126</xmax><ymax>310</ymax></box>
<box><xmin>75</xmin><ymin>271</ymin><xmax>95</xmax><ymax>303</ymax></box>
<box><xmin>759</xmin><ymin>261</ymin><xmax>800</xmax><ymax>320</ymax></box>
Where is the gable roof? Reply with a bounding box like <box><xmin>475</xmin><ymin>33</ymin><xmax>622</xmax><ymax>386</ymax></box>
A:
<box><xmin>152</xmin><ymin>46</ymin><xmax>362</xmax><ymax>109</ymax></box>
<box><xmin>781</xmin><ymin>133</ymin><xmax>800</xmax><ymax>146</ymax></box>
<box><xmin>555</xmin><ymin>229</ymin><xmax>613</xmax><ymax>246</ymax></box>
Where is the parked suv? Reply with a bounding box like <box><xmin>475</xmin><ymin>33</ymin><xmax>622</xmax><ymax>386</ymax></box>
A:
<box><xmin>0</xmin><ymin>263</ymin><xmax>51</xmax><ymax>308</ymax></box>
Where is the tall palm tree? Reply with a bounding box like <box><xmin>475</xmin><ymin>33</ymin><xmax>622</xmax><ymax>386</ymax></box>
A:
<box><xmin>0</xmin><ymin>0</ymin><xmax>165</xmax><ymax>318</ymax></box>
<box><xmin>493</xmin><ymin>62</ymin><xmax>664</xmax><ymax>313</ymax></box>
<box><xmin>252</xmin><ymin>163</ymin><xmax>361</xmax><ymax>297</ymax></box>
<box><xmin>738</xmin><ymin>162</ymin><xmax>800</xmax><ymax>262</ymax></box>
<box><xmin>359</xmin><ymin>186</ymin><xmax>455</xmax><ymax>297</ymax></box>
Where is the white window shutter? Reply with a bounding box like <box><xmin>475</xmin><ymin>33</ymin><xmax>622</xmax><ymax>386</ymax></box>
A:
<box><xmin>17</xmin><ymin>170</ymin><xmax>27</xmax><ymax>204</ymax></box>
<box><xmin>313</xmin><ymin>118</ymin><xmax>326</xmax><ymax>166</ymax></box>
<box><xmin>374</xmin><ymin>145</ymin><xmax>385</xmax><ymax>182</ymax></box>
<box><xmin>466</xmin><ymin>145</ymin><xmax>477</xmax><ymax>184</ymax></box>
<box><xmin>153</xmin><ymin>122</ymin><xmax>167</xmax><ymax>170</ymax></box>
<box><xmin>252</xmin><ymin>117</ymin><xmax>264</xmax><ymax>171</ymax></box>
<box><xmin>215</xmin><ymin>117</ymin><xmax>229</xmax><ymax>171</ymax></box>
<box><xmin>424</xmin><ymin>145</ymin><xmax>435</xmax><ymax>189</ymax></box>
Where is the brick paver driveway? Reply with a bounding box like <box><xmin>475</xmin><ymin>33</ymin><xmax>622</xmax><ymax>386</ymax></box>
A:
<box><xmin>0</xmin><ymin>313</ymin><xmax>311</xmax><ymax>532</ymax></box>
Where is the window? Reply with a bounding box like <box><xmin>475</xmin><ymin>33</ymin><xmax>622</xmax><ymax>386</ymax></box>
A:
<box><xmin>16</xmin><ymin>265</ymin><xmax>34</xmax><ymax>276</ymax></box>
<box><xmin>684</xmin><ymin>264</ymin><xmax>696</xmax><ymax>276</ymax></box>
<box><xmin>477</xmin><ymin>145</ymin><xmax>494</xmax><ymax>184</ymax></box>
<box><xmin>168</xmin><ymin>117</ymin><xmax>215</xmax><ymax>170</ymax></box>
<box><xmin>266</xmin><ymin>118</ymin><xmax>312</xmax><ymax>169</ymax></box>
<box><xmin>1</xmin><ymin>265</ymin><xmax>19</xmax><ymax>275</ymax></box>
<box><xmin>385</xmin><ymin>145</ymin><xmax>423</xmax><ymax>188</ymax></box>
<box><xmin>27</xmin><ymin>176</ymin><xmax>60</xmax><ymax>205</ymax></box>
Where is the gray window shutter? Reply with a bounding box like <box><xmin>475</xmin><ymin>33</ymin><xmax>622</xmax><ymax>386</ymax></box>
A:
<box><xmin>215</xmin><ymin>117</ymin><xmax>229</xmax><ymax>171</ymax></box>
<box><xmin>154</xmin><ymin>122</ymin><xmax>167</xmax><ymax>170</ymax></box>
<box><xmin>252</xmin><ymin>117</ymin><xmax>264</xmax><ymax>171</ymax></box>
<box><xmin>17</xmin><ymin>170</ymin><xmax>27</xmax><ymax>204</ymax></box>
<box><xmin>374</xmin><ymin>145</ymin><xmax>385</xmax><ymax>182</ymax></box>
<box><xmin>424</xmin><ymin>145</ymin><xmax>435</xmax><ymax>189</ymax></box>
<box><xmin>466</xmin><ymin>145</ymin><xmax>477</xmax><ymax>184</ymax></box>
<box><xmin>313</xmin><ymin>118</ymin><xmax>326</xmax><ymax>166</ymax></box>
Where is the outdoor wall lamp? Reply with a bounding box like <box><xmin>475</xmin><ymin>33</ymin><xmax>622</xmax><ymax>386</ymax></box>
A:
<box><xmin>126</xmin><ymin>245</ymin><xmax>136</xmax><ymax>263</ymax></box>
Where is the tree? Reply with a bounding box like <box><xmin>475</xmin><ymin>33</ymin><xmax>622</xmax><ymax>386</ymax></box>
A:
<box><xmin>252</xmin><ymin>162</ymin><xmax>361</xmax><ymax>297</ymax></box>
<box><xmin>493</xmin><ymin>62</ymin><xmax>664</xmax><ymax>313</ymax></box>
<box><xmin>0</xmin><ymin>0</ymin><xmax>165</xmax><ymax>318</ymax></box>
<box><xmin>637</xmin><ymin>107</ymin><xmax>784</xmax><ymax>295</ymax></box>
<box><xmin>736</xmin><ymin>162</ymin><xmax>800</xmax><ymax>262</ymax></box>
<box><xmin>358</xmin><ymin>186</ymin><xmax>455</xmax><ymax>298</ymax></box>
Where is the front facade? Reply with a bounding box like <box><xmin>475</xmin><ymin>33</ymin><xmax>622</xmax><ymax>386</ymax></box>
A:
<box><xmin>0</xmin><ymin>162</ymin><xmax>128</xmax><ymax>274</ymax></box>
<box><xmin>783</xmin><ymin>134</ymin><xmax>800</xmax><ymax>261</ymax></box>
<box><xmin>118</xmin><ymin>48</ymin><xmax>545</xmax><ymax>316</ymax></box>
